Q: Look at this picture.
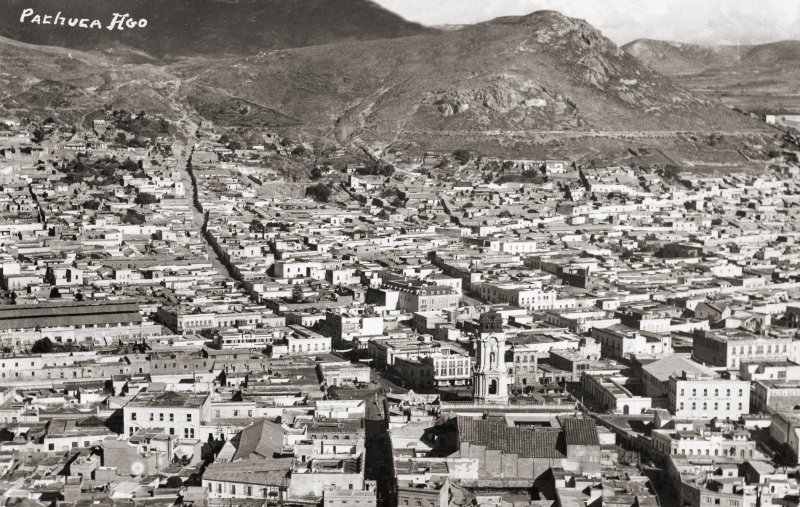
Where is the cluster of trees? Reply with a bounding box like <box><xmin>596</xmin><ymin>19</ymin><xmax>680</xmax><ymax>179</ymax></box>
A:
<box><xmin>219</xmin><ymin>133</ymin><xmax>244</xmax><ymax>150</ymax></box>
<box><xmin>496</xmin><ymin>169</ymin><xmax>546</xmax><ymax>184</ymax></box>
<box><xmin>356</xmin><ymin>161</ymin><xmax>395</xmax><ymax>177</ymax></box>
<box><xmin>62</xmin><ymin>156</ymin><xmax>142</xmax><ymax>186</ymax></box>
<box><xmin>111</xmin><ymin>111</ymin><xmax>170</xmax><ymax>147</ymax></box>
<box><xmin>655</xmin><ymin>243</ymin><xmax>697</xmax><ymax>259</ymax></box>
<box><xmin>122</xmin><ymin>209</ymin><xmax>147</xmax><ymax>225</ymax></box>
<box><xmin>31</xmin><ymin>128</ymin><xmax>45</xmax><ymax>143</ymax></box>
<box><xmin>114</xmin><ymin>112</ymin><xmax>169</xmax><ymax>138</ymax></box>
<box><xmin>453</xmin><ymin>149</ymin><xmax>471</xmax><ymax>165</ymax></box>
<box><xmin>306</xmin><ymin>183</ymin><xmax>332</xmax><ymax>202</ymax></box>
<box><xmin>663</xmin><ymin>164</ymin><xmax>683</xmax><ymax>180</ymax></box>
<box><xmin>135</xmin><ymin>192</ymin><xmax>159</xmax><ymax>205</ymax></box>
<box><xmin>31</xmin><ymin>337</ymin><xmax>54</xmax><ymax>354</ymax></box>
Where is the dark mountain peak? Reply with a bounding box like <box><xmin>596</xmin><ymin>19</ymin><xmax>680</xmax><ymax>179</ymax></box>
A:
<box><xmin>0</xmin><ymin>0</ymin><xmax>433</xmax><ymax>59</ymax></box>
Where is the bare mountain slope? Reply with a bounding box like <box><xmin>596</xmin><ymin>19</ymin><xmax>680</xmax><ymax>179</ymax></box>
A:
<box><xmin>1</xmin><ymin>10</ymin><xmax>775</xmax><ymax>162</ymax></box>
<box><xmin>0</xmin><ymin>0</ymin><xmax>432</xmax><ymax>58</ymax></box>
<box><xmin>180</xmin><ymin>11</ymin><xmax>766</xmax><ymax>141</ymax></box>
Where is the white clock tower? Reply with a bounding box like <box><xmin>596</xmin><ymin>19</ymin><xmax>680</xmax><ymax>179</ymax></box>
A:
<box><xmin>473</xmin><ymin>310</ymin><xmax>509</xmax><ymax>403</ymax></box>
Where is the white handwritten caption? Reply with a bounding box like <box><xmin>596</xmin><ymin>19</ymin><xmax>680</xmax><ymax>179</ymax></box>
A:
<box><xmin>20</xmin><ymin>9</ymin><xmax>147</xmax><ymax>30</ymax></box>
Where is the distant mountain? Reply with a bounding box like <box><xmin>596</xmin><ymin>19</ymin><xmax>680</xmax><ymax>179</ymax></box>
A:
<box><xmin>623</xmin><ymin>39</ymin><xmax>800</xmax><ymax>75</ymax></box>
<box><xmin>180</xmin><ymin>10</ymin><xmax>765</xmax><ymax>143</ymax></box>
<box><xmin>742</xmin><ymin>40</ymin><xmax>800</xmax><ymax>66</ymax></box>
<box><xmin>0</xmin><ymin>0</ymin><xmax>432</xmax><ymax>58</ymax></box>
<box><xmin>622</xmin><ymin>39</ymin><xmax>744</xmax><ymax>75</ymax></box>
<box><xmin>623</xmin><ymin>39</ymin><xmax>800</xmax><ymax>115</ymax></box>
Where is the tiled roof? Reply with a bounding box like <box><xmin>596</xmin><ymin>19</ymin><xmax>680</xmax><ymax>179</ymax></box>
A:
<box><xmin>563</xmin><ymin>418</ymin><xmax>599</xmax><ymax>446</ymax></box>
<box><xmin>204</xmin><ymin>459</ymin><xmax>292</xmax><ymax>487</ymax></box>
<box><xmin>456</xmin><ymin>416</ymin><xmax>564</xmax><ymax>459</ymax></box>
<box><xmin>641</xmin><ymin>354</ymin><xmax>717</xmax><ymax>382</ymax></box>
<box><xmin>233</xmin><ymin>418</ymin><xmax>285</xmax><ymax>461</ymax></box>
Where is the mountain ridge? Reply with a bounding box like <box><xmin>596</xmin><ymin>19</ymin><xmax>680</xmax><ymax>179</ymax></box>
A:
<box><xmin>0</xmin><ymin>0</ymin><xmax>433</xmax><ymax>59</ymax></box>
<box><xmin>0</xmin><ymin>9</ymin><xmax>776</xmax><ymax>161</ymax></box>
<box><xmin>176</xmin><ymin>10</ymin><xmax>765</xmax><ymax>140</ymax></box>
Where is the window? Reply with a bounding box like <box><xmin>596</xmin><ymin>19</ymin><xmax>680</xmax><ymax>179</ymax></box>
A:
<box><xmin>187</xmin><ymin>414</ymin><xmax>193</xmax><ymax>422</ymax></box>
<box><xmin>132</xmin><ymin>412</ymin><xmax>137</xmax><ymax>421</ymax></box>
<box><xmin>170</xmin><ymin>414</ymin><xmax>174</xmax><ymax>422</ymax></box>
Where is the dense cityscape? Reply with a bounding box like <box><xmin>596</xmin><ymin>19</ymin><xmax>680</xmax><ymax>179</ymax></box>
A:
<box><xmin>2</xmin><ymin>1</ymin><xmax>800</xmax><ymax>507</ymax></box>
<box><xmin>0</xmin><ymin>106</ymin><xmax>798</xmax><ymax>507</ymax></box>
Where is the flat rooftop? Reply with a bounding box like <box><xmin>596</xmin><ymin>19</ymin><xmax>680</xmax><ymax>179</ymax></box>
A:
<box><xmin>127</xmin><ymin>390</ymin><xmax>208</xmax><ymax>409</ymax></box>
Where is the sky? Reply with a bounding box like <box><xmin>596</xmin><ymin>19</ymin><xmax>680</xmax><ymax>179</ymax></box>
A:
<box><xmin>374</xmin><ymin>0</ymin><xmax>800</xmax><ymax>46</ymax></box>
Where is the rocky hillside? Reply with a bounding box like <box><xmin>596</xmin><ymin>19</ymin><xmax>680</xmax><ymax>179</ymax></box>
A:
<box><xmin>0</xmin><ymin>0</ymin><xmax>432</xmax><ymax>58</ymax></box>
<box><xmin>179</xmin><ymin>10</ymin><xmax>765</xmax><ymax>141</ymax></box>
<box><xmin>1</xmin><ymin>10</ymin><xmax>775</xmax><ymax>160</ymax></box>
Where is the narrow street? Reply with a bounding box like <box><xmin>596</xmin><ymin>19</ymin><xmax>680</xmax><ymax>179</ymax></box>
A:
<box><xmin>364</xmin><ymin>387</ymin><xmax>394</xmax><ymax>507</ymax></box>
<box><xmin>173</xmin><ymin>138</ymin><xmax>236</xmax><ymax>281</ymax></box>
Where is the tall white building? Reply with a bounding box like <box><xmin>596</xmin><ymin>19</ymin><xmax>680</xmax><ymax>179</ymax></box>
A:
<box><xmin>473</xmin><ymin>311</ymin><xmax>508</xmax><ymax>403</ymax></box>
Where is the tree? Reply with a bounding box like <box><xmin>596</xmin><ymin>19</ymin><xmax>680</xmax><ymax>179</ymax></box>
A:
<box><xmin>163</xmin><ymin>476</ymin><xmax>183</xmax><ymax>488</ymax></box>
<box><xmin>122</xmin><ymin>209</ymin><xmax>146</xmax><ymax>225</ymax></box>
<box><xmin>306</xmin><ymin>183</ymin><xmax>332</xmax><ymax>202</ymax></box>
<box><xmin>121</xmin><ymin>158</ymin><xmax>139</xmax><ymax>171</ymax></box>
<box><xmin>774</xmin><ymin>442</ymin><xmax>798</xmax><ymax>468</ymax></box>
<box><xmin>663</xmin><ymin>164</ymin><xmax>683</xmax><ymax>180</ymax></box>
<box><xmin>291</xmin><ymin>284</ymin><xmax>304</xmax><ymax>303</ymax></box>
<box><xmin>135</xmin><ymin>192</ymin><xmax>159</xmax><ymax>205</ymax></box>
<box><xmin>31</xmin><ymin>128</ymin><xmax>45</xmax><ymax>143</ymax></box>
<box><xmin>82</xmin><ymin>200</ymin><xmax>101</xmax><ymax>210</ymax></box>
<box><xmin>453</xmin><ymin>149</ymin><xmax>471</xmax><ymax>165</ymax></box>
<box><xmin>249</xmin><ymin>219</ymin><xmax>265</xmax><ymax>234</ymax></box>
<box><xmin>32</xmin><ymin>337</ymin><xmax>54</xmax><ymax>354</ymax></box>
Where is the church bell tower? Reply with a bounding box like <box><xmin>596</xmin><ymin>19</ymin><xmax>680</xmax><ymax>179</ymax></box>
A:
<box><xmin>473</xmin><ymin>310</ymin><xmax>509</xmax><ymax>403</ymax></box>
